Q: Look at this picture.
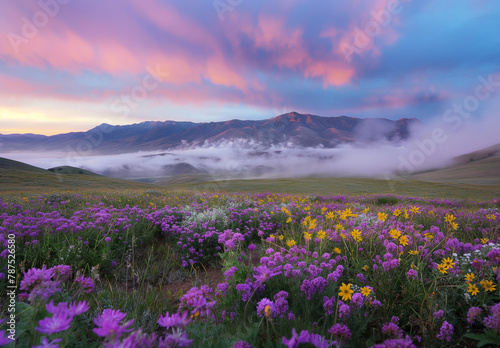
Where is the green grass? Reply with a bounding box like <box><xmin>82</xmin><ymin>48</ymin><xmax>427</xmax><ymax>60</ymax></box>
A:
<box><xmin>2</xmin><ymin>155</ymin><xmax>500</xmax><ymax>201</ymax></box>
<box><xmin>0</xmin><ymin>169</ymin><xmax>153</xmax><ymax>194</ymax></box>
<box><xmin>172</xmin><ymin>177</ymin><xmax>500</xmax><ymax>201</ymax></box>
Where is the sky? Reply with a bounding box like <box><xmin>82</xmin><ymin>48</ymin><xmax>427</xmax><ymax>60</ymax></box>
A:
<box><xmin>1</xmin><ymin>0</ymin><xmax>500</xmax><ymax>135</ymax></box>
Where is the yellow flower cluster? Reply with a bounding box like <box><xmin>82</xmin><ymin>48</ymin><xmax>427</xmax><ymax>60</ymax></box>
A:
<box><xmin>437</xmin><ymin>257</ymin><xmax>455</xmax><ymax>274</ymax></box>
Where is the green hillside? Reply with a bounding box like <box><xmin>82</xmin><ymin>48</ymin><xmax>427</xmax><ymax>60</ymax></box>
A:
<box><xmin>48</xmin><ymin>165</ymin><xmax>101</xmax><ymax>176</ymax></box>
<box><xmin>0</xmin><ymin>157</ymin><xmax>49</xmax><ymax>174</ymax></box>
<box><xmin>0</xmin><ymin>157</ymin><xmax>152</xmax><ymax>194</ymax></box>
<box><xmin>410</xmin><ymin>155</ymin><xmax>500</xmax><ymax>185</ymax></box>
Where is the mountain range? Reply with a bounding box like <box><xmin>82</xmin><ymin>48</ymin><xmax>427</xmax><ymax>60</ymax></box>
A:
<box><xmin>0</xmin><ymin>112</ymin><xmax>421</xmax><ymax>154</ymax></box>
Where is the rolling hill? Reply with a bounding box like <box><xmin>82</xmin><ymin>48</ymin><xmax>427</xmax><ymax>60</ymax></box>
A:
<box><xmin>409</xmin><ymin>143</ymin><xmax>500</xmax><ymax>185</ymax></box>
<box><xmin>0</xmin><ymin>157</ymin><xmax>152</xmax><ymax>193</ymax></box>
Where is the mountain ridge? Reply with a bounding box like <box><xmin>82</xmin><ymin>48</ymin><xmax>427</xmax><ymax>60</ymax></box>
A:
<box><xmin>0</xmin><ymin>112</ymin><xmax>422</xmax><ymax>154</ymax></box>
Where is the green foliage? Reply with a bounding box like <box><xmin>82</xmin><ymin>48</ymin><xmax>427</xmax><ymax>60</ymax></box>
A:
<box><xmin>465</xmin><ymin>330</ymin><xmax>500</xmax><ymax>347</ymax></box>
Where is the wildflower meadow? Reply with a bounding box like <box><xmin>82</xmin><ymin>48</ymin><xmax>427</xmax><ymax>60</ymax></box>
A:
<box><xmin>1</xmin><ymin>190</ymin><xmax>499</xmax><ymax>347</ymax></box>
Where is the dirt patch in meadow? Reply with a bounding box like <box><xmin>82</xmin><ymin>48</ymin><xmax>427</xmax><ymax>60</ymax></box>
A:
<box><xmin>163</xmin><ymin>267</ymin><xmax>224</xmax><ymax>300</ymax></box>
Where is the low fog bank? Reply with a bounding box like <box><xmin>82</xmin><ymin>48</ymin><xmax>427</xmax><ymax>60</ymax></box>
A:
<box><xmin>3</xmin><ymin>113</ymin><xmax>499</xmax><ymax>181</ymax></box>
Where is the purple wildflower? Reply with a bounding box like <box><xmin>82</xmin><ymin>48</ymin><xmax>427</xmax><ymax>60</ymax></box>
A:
<box><xmin>323</xmin><ymin>296</ymin><xmax>336</xmax><ymax>315</ymax></box>
<box><xmin>105</xmin><ymin>329</ymin><xmax>157</xmax><ymax>348</ymax></box>
<box><xmin>328</xmin><ymin>323</ymin><xmax>352</xmax><ymax>342</ymax></box>
<box><xmin>36</xmin><ymin>313</ymin><xmax>73</xmax><ymax>334</ymax></box>
<box><xmin>274</xmin><ymin>291</ymin><xmax>289</xmax><ymax>317</ymax></box>
<box><xmin>310</xmin><ymin>333</ymin><xmax>334</xmax><ymax>348</ymax></box>
<box><xmin>406</xmin><ymin>269</ymin><xmax>417</xmax><ymax>280</ymax></box>
<box><xmin>433</xmin><ymin>310</ymin><xmax>444</xmax><ymax>320</ymax></box>
<box><xmin>339</xmin><ymin>301</ymin><xmax>351</xmax><ymax>319</ymax></box>
<box><xmin>436</xmin><ymin>320</ymin><xmax>453</xmax><ymax>342</ymax></box>
<box><xmin>50</xmin><ymin>265</ymin><xmax>72</xmax><ymax>280</ymax></box>
<box><xmin>382</xmin><ymin>322</ymin><xmax>403</xmax><ymax>338</ymax></box>
<box><xmin>0</xmin><ymin>331</ymin><xmax>12</xmax><ymax>346</ymax></box>
<box><xmin>256</xmin><ymin>298</ymin><xmax>275</xmax><ymax>318</ymax></box>
<box><xmin>159</xmin><ymin>327</ymin><xmax>193</xmax><ymax>347</ymax></box>
<box><xmin>467</xmin><ymin>307</ymin><xmax>483</xmax><ymax>325</ymax></box>
<box><xmin>33</xmin><ymin>337</ymin><xmax>63</xmax><ymax>348</ymax></box>
<box><xmin>74</xmin><ymin>275</ymin><xmax>95</xmax><ymax>293</ymax></box>
<box><xmin>282</xmin><ymin>329</ymin><xmax>311</xmax><ymax>348</ymax></box>
<box><xmin>351</xmin><ymin>293</ymin><xmax>364</xmax><ymax>309</ymax></box>
<box><xmin>231</xmin><ymin>341</ymin><xmax>252</xmax><ymax>348</ymax></box>
<box><xmin>158</xmin><ymin>311</ymin><xmax>191</xmax><ymax>329</ymax></box>
<box><xmin>484</xmin><ymin>303</ymin><xmax>500</xmax><ymax>331</ymax></box>
<box><xmin>373</xmin><ymin>335</ymin><xmax>416</xmax><ymax>348</ymax></box>
<box><xmin>253</xmin><ymin>265</ymin><xmax>281</xmax><ymax>284</ymax></box>
<box><xmin>217</xmin><ymin>282</ymin><xmax>229</xmax><ymax>296</ymax></box>
<box><xmin>94</xmin><ymin>309</ymin><xmax>134</xmax><ymax>339</ymax></box>
<box><xmin>224</xmin><ymin>266</ymin><xmax>238</xmax><ymax>281</ymax></box>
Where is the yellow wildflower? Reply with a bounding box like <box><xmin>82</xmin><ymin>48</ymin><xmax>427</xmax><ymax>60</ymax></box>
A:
<box><xmin>399</xmin><ymin>235</ymin><xmax>409</xmax><ymax>247</ymax></box>
<box><xmin>441</xmin><ymin>257</ymin><xmax>455</xmax><ymax>269</ymax></box>
<box><xmin>360</xmin><ymin>286</ymin><xmax>372</xmax><ymax>297</ymax></box>
<box><xmin>338</xmin><ymin>283</ymin><xmax>354</xmax><ymax>301</ymax></box>
<box><xmin>378</xmin><ymin>212</ymin><xmax>388</xmax><ymax>222</ymax></box>
<box><xmin>465</xmin><ymin>273</ymin><xmax>475</xmax><ymax>282</ymax></box>
<box><xmin>351</xmin><ymin>229</ymin><xmax>362</xmax><ymax>242</ymax></box>
<box><xmin>480</xmin><ymin>280</ymin><xmax>496</xmax><ymax>292</ymax></box>
<box><xmin>389</xmin><ymin>229</ymin><xmax>401</xmax><ymax>240</ymax></box>
<box><xmin>318</xmin><ymin>230</ymin><xmax>326</xmax><ymax>240</ymax></box>
<box><xmin>437</xmin><ymin>264</ymin><xmax>448</xmax><ymax>274</ymax></box>
<box><xmin>333</xmin><ymin>247</ymin><xmax>341</xmax><ymax>254</ymax></box>
<box><xmin>468</xmin><ymin>283</ymin><xmax>479</xmax><ymax>296</ymax></box>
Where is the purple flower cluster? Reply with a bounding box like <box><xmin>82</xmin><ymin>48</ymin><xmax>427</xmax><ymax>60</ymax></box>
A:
<box><xmin>382</xmin><ymin>320</ymin><xmax>403</xmax><ymax>339</ymax></box>
<box><xmin>20</xmin><ymin>265</ymin><xmax>63</xmax><ymax>303</ymax></box>
<box><xmin>273</xmin><ymin>291</ymin><xmax>290</xmax><ymax>318</ymax></box>
<box><xmin>484</xmin><ymin>303</ymin><xmax>500</xmax><ymax>332</ymax></box>
<box><xmin>74</xmin><ymin>275</ymin><xmax>95</xmax><ymax>293</ymax></box>
<box><xmin>256</xmin><ymin>298</ymin><xmax>275</xmax><ymax>318</ymax></box>
<box><xmin>406</xmin><ymin>269</ymin><xmax>417</xmax><ymax>280</ymax></box>
<box><xmin>282</xmin><ymin>329</ymin><xmax>334</xmax><ymax>348</ymax></box>
<box><xmin>328</xmin><ymin>323</ymin><xmax>352</xmax><ymax>342</ymax></box>
<box><xmin>179</xmin><ymin>285</ymin><xmax>216</xmax><ymax>318</ymax></box>
<box><xmin>436</xmin><ymin>320</ymin><xmax>454</xmax><ymax>342</ymax></box>
<box><xmin>433</xmin><ymin>309</ymin><xmax>444</xmax><ymax>320</ymax></box>
<box><xmin>373</xmin><ymin>335</ymin><xmax>416</xmax><ymax>348</ymax></box>
<box><xmin>467</xmin><ymin>306</ymin><xmax>483</xmax><ymax>325</ymax></box>
<box><xmin>300</xmin><ymin>276</ymin><xmax>328</xmax><ymax>300</ymax></box>
<box><xmin>157</xmin><ymin>311</ymin><xmax>193</xmax><ymax>347</ymax></box>
<box><xmin>36</xmin><ymin>300</ymin><xmax>89</xmax><ymax>335</ymax></box>
<box><xmin>94</xmin><ymin>309</ymin><xmax>135</xmax><ymax>340</ymax></box>
<box><xmin>218</xmin><ymin>229</ymin><xmax>245</xmax><ymax>250</ymax></box>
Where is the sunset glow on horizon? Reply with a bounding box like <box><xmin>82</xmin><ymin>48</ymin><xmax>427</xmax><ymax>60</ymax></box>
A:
<box><xmin>1</xmin><ymin>0</ymin><xmax>499</xmax><ymax>135</ymax></box>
